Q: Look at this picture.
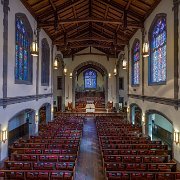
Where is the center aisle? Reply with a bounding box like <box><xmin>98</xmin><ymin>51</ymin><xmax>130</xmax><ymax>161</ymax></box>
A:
<box><xmin>75</xmin><ymin>117</ymin><xmax>105</xmax><ymax>180</ymax></box>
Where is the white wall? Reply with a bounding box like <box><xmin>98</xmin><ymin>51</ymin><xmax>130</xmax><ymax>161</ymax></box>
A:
<box><xmin>118</xmin><ymin>49</ymin><xmax>128</xmax><ymax>105</ymax></box>
<box><xmin>0</xmin><ymin>0</ymin><xmax>54</xmax><ymax>161</ymax></box>
<box><xmin>64</xmin><ymin>47</ymin><xmax>117</xmax><ymax>106</ymax></box>
<box><xmin>127</xmin><ymin>0</ymin><xmax>180</xmax><ymax>163</ymax></box>
<box><xmin>53</xmin><ymin>51</ymin><xmax>63</xmax><ymax>108</ymax></box>
<box><xmin>154</xmin><ymin>114</ymin><xmax>173</xmax><ymax>133</ymax></box>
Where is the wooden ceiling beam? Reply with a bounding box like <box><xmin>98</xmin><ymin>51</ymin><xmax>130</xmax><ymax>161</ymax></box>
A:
<box><xmin>38</xmin><ymin>17</ymin><xmax>143</xmax><ymax>28</ymax></box>
<box><xmin>58</xmin><ymin>43</ymin><xmax>123</xmax><ymax>50</ymax></box>
<box><xmin>53</xmin><ymin>37</ymin><xmax>126</xmax><ymax>45</ymax></box>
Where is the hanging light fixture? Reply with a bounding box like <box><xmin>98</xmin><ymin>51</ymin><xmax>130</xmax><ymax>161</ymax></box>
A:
<box><xmin>64</xmin><ymin>64</ymin><xmax>67</xmax><ymax>75</ymax></box>
<box><xmin>69</xmin><ymin>73</ymin><xmax>72</xmax><ymax>78</ymax></box>
<box><xmin>122</xmin><ymin>54</ymin><xmax>127</xmax><ymax>70</ymax></box>
<box><xmin>142</xmin><ymin>42</ymin><xmax>149</xmax><ymax>57</ymax></box>
<box><xmin>30</xmin><ymin>28</ymin><xmax>38</xmax><ymax>56</ymax></box>
<box><xmin>113</xmin><ymin>60</ymin><xmax>117</xmax><ymax>76</ymax></box>
<box><xmin>108</xmin><ymin>73</ymin><xmax>111</xmax><ymax>78</ymax></box>
<box><xmin>53</xmin><ymin>56</ymin><xmax>59</xmax><ymax>69</ymax></box>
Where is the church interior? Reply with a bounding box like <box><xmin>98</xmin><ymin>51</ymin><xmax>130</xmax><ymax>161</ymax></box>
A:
<box><xmin>0</xmin><ymin>0</ymin><xmax>180</xmax><ymax>179</ymax></box>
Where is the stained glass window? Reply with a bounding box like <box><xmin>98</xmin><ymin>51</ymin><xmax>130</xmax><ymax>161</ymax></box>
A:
<box><xmin>132</xmin><ymin>40</ymin><xmax>140</xmax><ymax>85</ymax></box>
<box><xmin>41</xmin><ymin>38</ymin><xmax>50</xmax><ymax>86</ymax></box>
<box><xmin>84</xmin><ymin>69</ymin><xmax>97</xmax><ymax>89</ymax></box>
<box><xmin>150</xmin><ymin>16</ymin><xmax>166</xmax><ymax>83</ymax></box>
<box><xmin>15</xmin><ymin>16</ymin><xmax>32</xmax><ymax>82</ymax></box>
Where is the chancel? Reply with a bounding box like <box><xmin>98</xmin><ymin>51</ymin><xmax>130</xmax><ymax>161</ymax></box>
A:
<box><xmin>0</xmin><ymin>0</ymin><xmax>180</xmax><ymax>179</ymax></box>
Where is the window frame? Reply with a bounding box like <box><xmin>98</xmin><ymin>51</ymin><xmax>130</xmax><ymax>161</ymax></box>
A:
<box><xmin>148</xmin><ymin>13</ymin><xmax>167</xmax><ymax>86</ymax></box>
<box><xmin>41</xmin><ymin>38</ymin><xmax>50</xmax><ymax>86</ymax></box>
<box><xmin>131</xmin><ymin>39</ymin><xmax>140</xmax><ymax>87</ymax></box>
<box><xmin>83</xmin><ymin>69</ymin><xmax>97</xmax><ymax>90</ymax></box>
<box><xmin>119</xmin><ymin>77</ymin><xmax>124</xmax><ymax>90</ymax></box>
<box><xmin>14</xmin><ymin>13</ymin><xmax>33</xmax><ymax>85</ymax></box>
<box><xmin>57</xmin><ymin>76</ymin><xmax>62</xmax><ymax>90</ymax></box>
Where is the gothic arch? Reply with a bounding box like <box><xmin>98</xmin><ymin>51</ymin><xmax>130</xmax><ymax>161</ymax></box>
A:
<box><xmin>72</xmin><ymin>61</ymin><xmax>108</xmax><ymax>107</ymax></box>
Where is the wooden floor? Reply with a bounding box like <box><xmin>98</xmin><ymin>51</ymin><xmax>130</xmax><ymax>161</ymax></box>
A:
<box><xmin>75</xmin><ymin>117</ymin><xmax>105</xmax><ymax>180</ymax></box>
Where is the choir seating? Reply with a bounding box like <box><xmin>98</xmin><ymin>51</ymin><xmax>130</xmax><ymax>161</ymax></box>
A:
<box><xmin>0</xmin><ymin>116</ymin><xmax>84</xmax><ymax>180</ymax></box>
<box><xmin>96</xmin><ymin>116</ymin><xmax>180</xmax><ymax>180</ymax></box>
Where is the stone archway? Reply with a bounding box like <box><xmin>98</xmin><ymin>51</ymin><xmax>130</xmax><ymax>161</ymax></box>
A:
<box><xmin>130</xmin><ymin>103</ymin><xmax>142</xmax><ymax>126</ymax></box>
<box><xmin>145</xmin><ymin>109</ymin><xmax>173</xmax><ymax>151</ymax></box>
<box><xmin>72</xmin><ymin>61</ymin><xmax>108</xmax><ymax>108</ymax></box>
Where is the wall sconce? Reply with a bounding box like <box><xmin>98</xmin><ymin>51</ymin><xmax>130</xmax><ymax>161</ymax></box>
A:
<box><xmin>51</xmin><ymin>107</ymin><xmax>54</xmax><ymax>113</ymax></box>
<box><xmin>108</xmin><ymin>73</ymin><xmax>111</xmax><ymax>78</ymax></box>
<box><xmin>69</xmin><ymin>73</ymin><xmax>72</xmax><ymax>78</ymax></box>
<box><xmin>35</xmin><ymin>113</ymin><xmax>39</xmax><ymax>124</ymax></box>
<box><xmin>174</xmin><ymin>131</ymin><xmax>180</xmax><ymax>144</ymax></box>
<box><xmin>142</xmin><ymin>42</ymin><xmax>149</xmax><ymax>57</ymax></box>
<box><xmin>122</xmin><ymin>59</ymin><xmax>127</xmax><ymax>70</ymax></box>
<box><xmin>127</xmin><ymin>107</ymin><xmax>129</xmax><ymax>113</ymax></box>
<box><xmin>2</xmin><ymin>130</ymin><xmax>7</xmax><ymax>143</ymax></box>
<box><xmin>64</xmin><ymin>65</ymin><xmax>67</xmax><ymax>75</ymax></box>
<box><xmin>142</xmin><ymin>113</ymin><xmax>145</xmax><ymax>125</ymax></box>
<box><xmin>53</xmin><ymin>56</ymin><xmax>59</xmax><ymax>69</ymax></box>
<box><xmin>113</xmin><ymin>66</ymin><xmax>117</xmax><ymax>76</ymax></box>
<box><xmin>30</xmin><ymin>28</ymin><xmax>38</xmax><ymax>56</ymax></box>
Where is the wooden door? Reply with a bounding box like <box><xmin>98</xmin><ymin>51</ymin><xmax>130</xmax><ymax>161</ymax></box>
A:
<box><xmin>57</xmin><ymin>96</ymin><xmax>62</xmax><ymax>111</ymax></box>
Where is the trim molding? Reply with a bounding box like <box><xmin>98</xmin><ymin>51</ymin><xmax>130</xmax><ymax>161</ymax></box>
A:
<box><xmin>128</xmin><ymin>94</ymin><xmax>180</xmax><ymax>107</ymax></box>
<box><xmin>173</xmin><ymin>0</ymin><xmax>179</xmax><ymax>109</ymax></box>
<box><xmin>0</xmin><ymin>94</ymin><xmax>52</xmax><ymax>107</ymax></box>
<box><xmin>2</xmin><ymin>0</ymin><xmax>10</xmax><ymax>108</ymax></box>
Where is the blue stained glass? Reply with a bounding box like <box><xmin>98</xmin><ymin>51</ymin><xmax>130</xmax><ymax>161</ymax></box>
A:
<box><xmin>15</xmin><ymin>17</ymin><xmax>30</xmax><ymax>81</ymax></box>
<box><xmin>132</xmin><ymin>40</ymin><xmax>140</xmax><ymax>85</ymax></box>
<box><xmin>151</xmin><ymin>17</ymin><xmax>166</xmax><ymax>83</ymax></box>
<box><xmin>84</xmin><ymin>69</ymin><xmax>97</xmax><ymax>89</ymax></box>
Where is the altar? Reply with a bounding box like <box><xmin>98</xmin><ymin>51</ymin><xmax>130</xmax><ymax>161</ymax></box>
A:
<box><xmin>85</xmin><ymin>103</ymin><xmax>95</xmax><ymax>113</ymax></box>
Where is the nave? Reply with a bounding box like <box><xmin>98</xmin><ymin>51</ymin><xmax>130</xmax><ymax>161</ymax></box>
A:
<box><xmin>0</xmin><ymin>114</ymin><xmax>179</xmax><ymax>180</ymax></box>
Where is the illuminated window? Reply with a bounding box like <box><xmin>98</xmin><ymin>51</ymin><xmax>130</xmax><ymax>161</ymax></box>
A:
<box><xmin>149</xmin><ymin>15</ymin><xmax>166</xmax><ymax>84</ymax></box>
<box><xmin>15</xmin><ymin>14</ymin><xmax>32</xmax><ymax>83</ymax></box>
<box><xmin>84</xmin><ymin>69</ymin><xmax>97</xmax><ymax>89</ymax></box>
<box><xmin>132</xmin><ymin>40</ymin><xmax>140</xmax><ymax>85</ymax></box>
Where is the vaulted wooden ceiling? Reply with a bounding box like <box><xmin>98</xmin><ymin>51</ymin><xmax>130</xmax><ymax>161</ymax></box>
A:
<box><xmin>21</xmin><ymin>0</ymin><xmax>161</xmax><ymax>57</ymax></box>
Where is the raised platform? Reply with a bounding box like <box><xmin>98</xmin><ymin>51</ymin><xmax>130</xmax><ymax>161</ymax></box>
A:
<box><xmin>55</xmin><ymin>112</ymin><xmax>125</xmax><ymax>118</ymax></box>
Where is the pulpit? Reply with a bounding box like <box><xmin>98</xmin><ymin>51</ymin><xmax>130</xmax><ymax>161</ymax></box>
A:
<box><xmin>85</xmin><ymin>103</ymin><xmax>95</xmax><ymax>113</ymax></box>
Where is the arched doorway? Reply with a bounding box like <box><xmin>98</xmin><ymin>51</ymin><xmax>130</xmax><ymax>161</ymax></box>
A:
<box><xmin>130</xmin><ymin>104</ymin><xmax>142</xmax><ymax>126</ymax></box>
<box><xmin>38</xmin><ymin>103</ymin><xmax>51</xmax><ymax>126</ymax></box>
<box><xmin>146</xmin><ymin>110</ymin><xmax>173</xmax><ymax>150</ymax></box>
<box><xmin>72</xmin><ymin>61</ymin><xmax>108</xmax><ymax>108</ymax></box>
<box><xmin>8</xmin><ymin>109</ymin><xmax>35</xmax><ymax>146</ymax></box>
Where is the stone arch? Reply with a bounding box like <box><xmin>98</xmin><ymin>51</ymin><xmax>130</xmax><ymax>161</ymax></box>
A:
<box><xmin>72</xmin><ymin>61</ymin><xmax>108</xmax><ymax>107</ymax></box>
<box><xmin>129</xmin><ymin>103</ymin><xmax>142</xmax><ymax>125</ymax></box>
<box><xmin>38</xmin><ymin>102</ymin><xmax>51</xmax><ymax>124</ymax></box>
<box><xmin>145</xmin><ymin>109</ymin><xmax>173</xmax><ymax>156</ymax></box>
<box><xmin>8</xmin><ymin>108</ymin><xmax>36</xmax><ymax>147</ymax></box>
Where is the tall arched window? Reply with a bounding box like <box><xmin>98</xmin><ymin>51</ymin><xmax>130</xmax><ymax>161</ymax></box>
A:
<box><xmin>132</xmin><ymin>39</ymin><xmax>140</xmax><ymax>85</ymax></box>
<box><xmin>15</xmin><ymin>13</ymin><xmax>33</xmax><ymax>83</ymax></box>
<box><xmin>149</xmin><ymin>14</ymin><xmax>167</xmax><ymax>84</ymax></box>
<box><xmin>41</xmin><ymin>38</ymin><xmax>50</xmax><ymax>86</ymax></box>
<box><xmin>84</xmin><ymin>69</ymin><xmax>97</xmax><ymax>89</ymax></box>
